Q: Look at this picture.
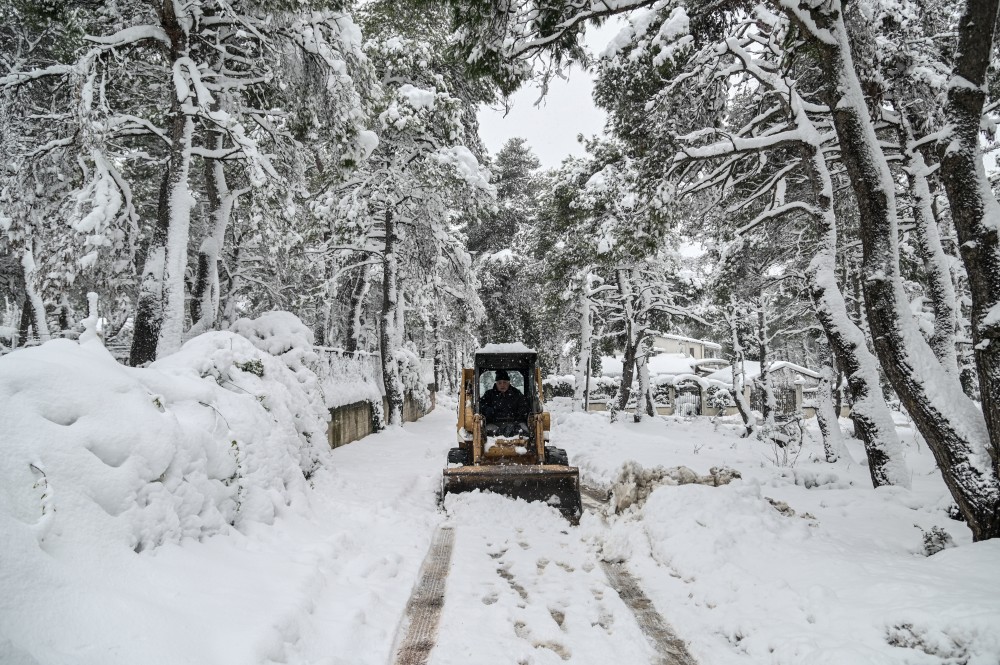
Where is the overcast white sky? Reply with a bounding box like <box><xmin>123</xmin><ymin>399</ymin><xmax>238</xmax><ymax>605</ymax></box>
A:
<box><xmin>476</xmin><ymin>20</ymin><xmax>625</xmax><ymax>170</ymax></box>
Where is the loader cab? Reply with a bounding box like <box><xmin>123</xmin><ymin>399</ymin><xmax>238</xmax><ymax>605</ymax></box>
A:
<box><xmin>455</xmin><ymin>344</ymin><xmax>549</xmax><ymax>465</ymax></box>
<box><xmin>472</xmin><ymin>351</ymin><xmax>544</xmax><ymax>419</ymax></box>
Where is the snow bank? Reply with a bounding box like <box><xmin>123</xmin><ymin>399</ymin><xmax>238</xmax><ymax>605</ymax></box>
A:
<box><xmin>0</xmin><ymin>316</ymin><xmax>331</xmax><ymax>556</ymax></box>
<box><xmin>553</xmin><ymin>406</ymin><xmax>1000</xmax><ymax>664</ymax></box>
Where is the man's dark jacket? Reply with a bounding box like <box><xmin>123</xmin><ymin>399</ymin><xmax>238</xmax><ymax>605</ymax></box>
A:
<box><xmin>480</xmin><ymin>384</ymin><xmax>529</xmax><ymax>422</ymax></box>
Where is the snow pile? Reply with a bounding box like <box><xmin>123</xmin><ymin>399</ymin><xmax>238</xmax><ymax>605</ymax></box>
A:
<box><xmin>561</xmin><ymin>408</ymin><xmax>1000</xmax><ymax>664</ymax></box>
<box><xmin>0</xmin><ymin>320</ymin><xmax>331</xmax><ymax>556</ymax></box>
<box><xmin>608</xmin><ymin>460</ymin><xmax>741</xmax><ymax>513</ymax></box>
<box><xmin>227</xmin><ymin>311</ymin><xmax>330</xmax><ymax>470</ymax></box>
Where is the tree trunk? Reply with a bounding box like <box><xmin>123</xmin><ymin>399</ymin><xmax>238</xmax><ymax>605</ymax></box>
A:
<box><xmin>614</xmin><ymin>268</ymin><xmax>639</xmax><ymax>419</ymax></box>
<box><xmin>189</xmin><ymin>126</ymin><xmax>236</xmax><ymax>336</ymax></box>
<box><xmin>725</xmin><ymin>305</ymin><xmax>755</xmax><ymax>437</ymax></box>
<box><xmin>790</xmin><ymin>1</ymin><xmax>999</xmax><ymax>539</ymax></box>
<box><xmin>129</xmin><ymin>173</ymin><xmax>171</xmax><ymax>366</ymax></box>
<box><xmin>380</xmin><ymin>208</ymin><xmax>404</xmax><ymax>426</ymax></box>
<box><xmin>634</xmin><ymin>336</ymin><xmax>653</xmax><ymax>422</ymax></box>
<box><xmin>17</xmin><ymin>248</ymin><xmax>49</xmax><ymax>346</ymax></box>
<box><xmin>573</xmin><ymin>275</ymin><xmax>594</xmax><ymax>411</ymax></box>
<box><xmin>800</xmin><ymin>137</ymin><xmax>910</xmax><ymax>487</ymax></box>
<box><xmin>345</xmin><ymin>265</ymin><xmax>371</xmax><ymax>353</ymax></box>
<box><xmin>154</xmin><ymin>108</ymin><xmax>195</xmax><ymax>358</ymax></box>
<box><xmin>935</xmin><ymin>0</ymin><xmax>1000</xmax><ymax>473</ymax></box>
<box><xmin>755</xmin><ymin>303</ymin><xmax>777</xmax><ymax>439</ymax></box>
<box><xmin>898</xmin><ymin>120</ymin><xmax>959</xmax><ymax>376</ymax></box>
<box><xmin>815</xmin><ymin>365</ymin><xmax>850</xmax><ymax>463</ymax></box>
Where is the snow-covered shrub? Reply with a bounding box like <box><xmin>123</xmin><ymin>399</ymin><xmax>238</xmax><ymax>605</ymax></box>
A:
<box><xmin>227</xmin><ymin>311</ymin><xmax>330</xmax><ymax>475</ymax></box>
<box><xmin>652</xmin><ymin>378</ymin><xmax>672</xmax><ymax>405</ymax></box>
<box><xmin>609</xmin><ymin>461</ymin><xmax>741</xmax><ymax>514</ymax></box>
<box><xmin>0</xmin><ymin>333</ymin><xmax>330</xmax><ymax>555</ymax></box>
<box><xmin>589</xmin><ymin>375</ymin><xmax>619</xmax><ymax>402</ymax></box>
<box><xmin>706</xmin><ymin>384</ymin><xmax>733</xmax><ymax>411</ymax></box>
<box><xmin>314</xmin><ymin>349</ymin><xmax>383</xmax><ymax>411</ymax></box>
<box><xmin>395</xmin><ymin>346</ymin><xmax>430</xmax><ymax>411</ymax></box>
<box><xmin>919</xmin><ymin>526</ymin><xmax>956</xmax><ymax>556</ymax></box>
<box><xmin>543</xmin><ymin>375</ymin><xmax>575</xmax><ymax>399</ymax></box>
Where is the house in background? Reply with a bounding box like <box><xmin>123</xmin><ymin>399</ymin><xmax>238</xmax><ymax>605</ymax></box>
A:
<box><xmin>650</xmin><ymin>333</ymin><xmax>722</xmax><ymax>359</ymax></box>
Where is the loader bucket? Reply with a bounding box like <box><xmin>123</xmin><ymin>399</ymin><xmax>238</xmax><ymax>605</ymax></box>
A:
<box><xmin>442</xmin><ymin>464</ymin><xmax>583</xmax><ymax>523</ymax></box>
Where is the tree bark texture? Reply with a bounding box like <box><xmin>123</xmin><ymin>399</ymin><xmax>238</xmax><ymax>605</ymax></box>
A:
<box><xmin>129</xmin><ymin>174</ymin><xmax>171</xmax><ymax>366</ymax></box>
<box><xmin>380</xmin><ymin>208</ymin><xmax>404</xmax><ymax>426</ymax></box>
<box><xmin>936</xmin><ymin>0</ymin><xmax>1000</xmax><ymax>473</ymax></box>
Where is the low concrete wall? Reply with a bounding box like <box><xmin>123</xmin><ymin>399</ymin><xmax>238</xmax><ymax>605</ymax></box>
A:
<box><xmin>328</xmin><ymin>390</ymin><xmax>434</xmax><ymax>448</ymax></box>
<box><xmin>328</xmin><ymin>400</ymin><xmax>376</xmax><ymax>448</ymax></box>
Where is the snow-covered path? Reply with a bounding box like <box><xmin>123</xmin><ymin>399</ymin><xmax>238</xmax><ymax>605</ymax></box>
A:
<box><xmin>5</xmin><ymin>388</ymin><xmax>1000</xmax><ymax>665</ymax></box>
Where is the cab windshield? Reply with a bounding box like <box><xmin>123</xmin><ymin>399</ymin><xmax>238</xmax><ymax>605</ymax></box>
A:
<box><xmin>479</xmin><ymin>369</ymin><xmax>525</xmax><ymax>397</ymax></box>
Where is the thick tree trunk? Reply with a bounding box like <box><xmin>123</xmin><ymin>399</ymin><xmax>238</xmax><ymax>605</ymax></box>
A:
<box><xmin>634</xmin><ymin>336</ymin><xmax>654</xmax><ymax>422</ymax></box>
<box><xmin>17</xmin><ymin>248</ymin><xmax>49</xmax><ymax>346</ymax></box>
<box><xmin>380</xmin><ymin>208</ymin><xmax>404</xmax><ymax>426</ymax></box>
<box><xmin>725</xmin><ymin>305</ymin><xmax>755</xmax><ymax>437</ymax></box>
<box><xmin>129</xmin><ymin>173</ymin><xmax>171</xmax><ymax>366</ymax></box>
<box><xmin>935</xmin><ymin>0</ymin><xmax>1000</xmax><ymax>473</ymax></box>
<box><xmin>132</xmin><ymin>4</ymin><xmax>196</xmax><ymax>361</ymax></box>
<box><xmin>615</xmin><ymin>338</ymin><xmax>637</xmax><ymax>419</ymax></box>
<box><xmin>790</xmin><ymin>1</ymin><xmax>999</xmax><ymax>538</ymax></box>
<box><xmin>614</xmin><ymin>268</ymin><xmax>639</xmax><ymax>419</ymax></box>
<box><xmin>800</xmin><ymin>138</ymin><xmax>909</xmax><ymax>487</ymax></box>
<box><xmin>755</xmin><ymin>304</ymin><xmax>777</xmax><ymax>439</ymax></box>
<box><xmin>155</xmin><ymin>109</ymin><xmax>195</xmax><ymax>357</ymax></box>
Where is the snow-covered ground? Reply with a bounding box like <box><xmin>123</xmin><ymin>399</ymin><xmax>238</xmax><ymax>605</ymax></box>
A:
<box><xmin>2</xmin><ymin>336</ymin><xmax>999</xmax><ymax>664</ymax></box>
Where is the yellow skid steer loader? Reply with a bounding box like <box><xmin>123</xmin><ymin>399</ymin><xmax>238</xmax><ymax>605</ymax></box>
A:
<box><xmin>441</xmin><ymin>344</ymin><xmax>582</xmax><ymax>521</ymax></box>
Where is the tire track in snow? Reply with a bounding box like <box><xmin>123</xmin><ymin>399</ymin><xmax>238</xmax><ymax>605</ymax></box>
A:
<box><xmin>392</xmin><ymin>525</ymin><xmax>455</xmax><ymax>665</ymax></box>
<box><xmin>582</xmin><ymin>485</ymin><xmax>698</xmax><ymax>665</ymax></box>
<box><xmin>600</xmin><ymin>561</ymin><xmax>697</xmax><ymax>665</ymax></box>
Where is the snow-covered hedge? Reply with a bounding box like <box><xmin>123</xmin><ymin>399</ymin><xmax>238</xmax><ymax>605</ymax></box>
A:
<box><xmin>0</xmin><ymin>313</ymin><xmax>332</xmax><ymax>554</ymax></box>
<box><xmin>543</xmin><ymin>375</ymin><xmax>575</xmax><ymax>398</ymax></box>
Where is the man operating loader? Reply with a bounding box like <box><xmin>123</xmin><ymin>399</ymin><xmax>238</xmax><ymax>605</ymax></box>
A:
<box><xmin>479</xmin><ymin>369</ymin><xmax>529</xmax><ymax>437</ymax></box>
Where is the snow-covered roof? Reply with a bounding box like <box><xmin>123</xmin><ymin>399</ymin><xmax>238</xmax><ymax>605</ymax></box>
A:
<box><xmin>476</xmin><ymin>342</ymin><xmax>536</xmax><ymax>354</ymax></box>
<box><xmin>652</xmin><ymin>333</ymin><xmax>722</xmax><ymax>350</ymax></box>
<box><xmin>600</xmin><ymin>353</ymin><xmax>698</xmax><ymax>378</ymax></box>
<box><xmin>704</xmin><ymin>361</ymin><xmax>822</xmax><ymax>385</ymax></box>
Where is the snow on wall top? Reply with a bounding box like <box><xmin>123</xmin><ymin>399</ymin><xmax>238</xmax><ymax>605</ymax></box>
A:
<box><xmin>477</xmin><ymin>342</ymin><xmax>536</xmax><ymax>354</ymax></box>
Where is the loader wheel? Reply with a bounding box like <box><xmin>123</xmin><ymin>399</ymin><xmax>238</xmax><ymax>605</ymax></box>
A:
<box><xmin>544</xmin><ymin>446</ymin><xmax>569</xmax><ymax>466</ymax></box>
<box><xmin>447</xmin><ymin>448</ymin><xmax>471</xmax><ymax>466</ymax></box>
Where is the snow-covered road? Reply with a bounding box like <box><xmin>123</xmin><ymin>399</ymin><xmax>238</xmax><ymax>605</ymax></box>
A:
<box><xmin>5</xmin><ymin>387</ymin><xmax>1000</xmax><ymax>664</ymax></box>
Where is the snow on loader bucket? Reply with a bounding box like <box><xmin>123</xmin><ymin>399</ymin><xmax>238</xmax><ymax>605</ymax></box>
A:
<box><xmin>441</xmin><ymin>345</ymin><xmax>583</xmax><ymax>523</ymax></box>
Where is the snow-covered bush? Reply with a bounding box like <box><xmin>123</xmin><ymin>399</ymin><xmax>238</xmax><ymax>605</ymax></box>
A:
<box><xmin>0</xmin><ymin>324</ymin><xmax>333</xmax><ymax>555</ymax></box>
<box><xmin>706</xmin><ymin>384</ymin><xmax>733</xmax><ymax>411</ymax></box>
<box><xmin>395</xmin><ymin>346</ymin><xmax>430</xmax><ymax>411</ymax></box>
<box><xmin>227</xmin><ymin>311</ymin><xmax>331</xmax><ymax>475</ymax></box>
<box><xmin>589</xmin><ymin>375</ymin><xmax>619</xmax><ymax>402</ymax></box>
<box><xmin>919</xmin><ymin>525</ymin><xmax>956</xmax><ymax>556</ymax></box>
<box><xmin>543</xmin><ymin>375</ymin><xmax>575</xmax><ymax>399</ymax></box>
<box><xmin>652</xmin><ymin>378</ymin><xmax>672</xmax><ymax>405</ymax></box>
